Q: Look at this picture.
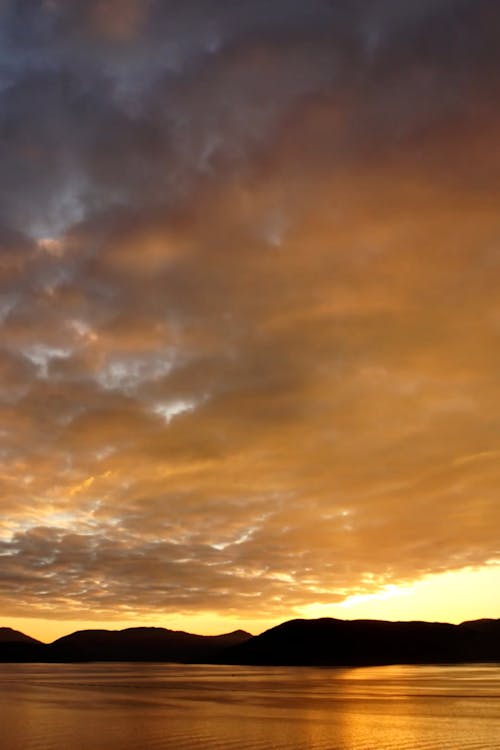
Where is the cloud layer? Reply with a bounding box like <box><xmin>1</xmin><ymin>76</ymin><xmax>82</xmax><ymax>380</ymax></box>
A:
<box><xmin>0</xmin><ymin>0</ymin><xmax>499</xmax><ymax>622</ymax></box>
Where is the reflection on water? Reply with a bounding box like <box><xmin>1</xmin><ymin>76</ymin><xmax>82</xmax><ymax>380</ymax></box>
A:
<box><xmin>0</xmin><ymin>663</ymin><xmax>499</xmax><ymax>750</ymax></box>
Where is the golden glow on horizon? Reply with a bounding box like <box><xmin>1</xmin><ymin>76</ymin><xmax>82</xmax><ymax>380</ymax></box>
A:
<box><xmin>299</xmin><ymin>565</ymin><xmax>500</xmax><ymax>624</ymax></box>
<box><xmin>0</xmin><ymin>613</ymin><xmax>264</xmax><ymax>645</ymax></box>
<box><xmin>3</xmin><ymin>565</ymin><xmax>499</xmax><ymax>644</ymax></box>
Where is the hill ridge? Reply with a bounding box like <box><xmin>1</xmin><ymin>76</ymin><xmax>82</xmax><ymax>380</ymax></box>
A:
<box><xmin>1</xmin><ymin>618</ymin><xmax>499</xmax><ymax>665</ymax></box>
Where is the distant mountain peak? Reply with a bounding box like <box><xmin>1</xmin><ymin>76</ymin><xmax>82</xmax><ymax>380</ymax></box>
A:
<box><xmin>0</xmin><ymin>627</ymin><xmax>41</xmax><ymax>645</ymax></box>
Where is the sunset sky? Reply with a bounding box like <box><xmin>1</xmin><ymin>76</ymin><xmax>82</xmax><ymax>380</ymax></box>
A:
<box><xmin>1</xmin><ymin>0</ymin><xmax>499</xmax><ymax>644</ymax></box>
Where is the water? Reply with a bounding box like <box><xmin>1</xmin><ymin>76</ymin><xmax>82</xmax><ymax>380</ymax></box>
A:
<box><xmin>0</xmin><ymin>663</ymin><xmax>499</xmax><ymax>750</ymax></box>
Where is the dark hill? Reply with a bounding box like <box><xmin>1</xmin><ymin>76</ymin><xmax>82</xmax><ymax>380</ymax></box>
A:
<box><xmin>1</xmin><ymin>618</ymin><xmax>499</xmax><ymax>665</ymax></box>
<box><xmin>47</xmin><ymin>626</ymin><xmax>252</xmax><ymax>663</ymax></box>
<box><xmin>0</xmin><ymin>627</ymin><xmax>41</xmax><ymax>644</ymax></box>
<box><xmin>0</xmin><ymin>627</ymin><xmax>45</xmax><ymax>662</ymax></box>
<box><xmin>460</xmin><ymin>618</ymin><xmax>500</xmax><ymax>635</ymax></box>
<box><xmin>223</xmin><ymin>617</ymin><xmax>500</xmax><ymax>666</ymax></box>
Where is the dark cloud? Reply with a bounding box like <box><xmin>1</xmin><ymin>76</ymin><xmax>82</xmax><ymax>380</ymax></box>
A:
<box><xmin>0</xmin><ymin>1</ymin><xmax>499</xmax><ymax>624</ymax></box>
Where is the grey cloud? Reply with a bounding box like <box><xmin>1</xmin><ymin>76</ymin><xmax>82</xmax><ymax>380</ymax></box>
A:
<box><xmin>0</xmin><ymin>0</ymin><xmax>495</xmax><ymax>237</ymax></box>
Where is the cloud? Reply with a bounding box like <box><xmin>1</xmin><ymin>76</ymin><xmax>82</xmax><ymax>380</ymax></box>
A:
<box><xmin>0</xmin><ymin>0</ymin><xmax>499</xmax><ymax>622</ymax></box>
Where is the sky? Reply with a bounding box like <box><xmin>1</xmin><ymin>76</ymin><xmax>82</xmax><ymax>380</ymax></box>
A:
<box><xmin>0</xmin><ymin>0</ymin><xmax>499</xmax><ymax>643</ymax></box>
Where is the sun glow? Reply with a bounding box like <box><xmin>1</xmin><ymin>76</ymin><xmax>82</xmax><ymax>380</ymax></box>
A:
<box><xmin>298</xmin><ymin>565</ymin><xmax>500</xmax><ymax>624</ymax></box>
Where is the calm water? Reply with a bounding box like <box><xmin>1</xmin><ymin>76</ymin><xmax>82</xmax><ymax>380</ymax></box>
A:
<box><xmin>1</xmin><ymin>663</ymin><xmax>499</xmax><ymax>750</ymax></box>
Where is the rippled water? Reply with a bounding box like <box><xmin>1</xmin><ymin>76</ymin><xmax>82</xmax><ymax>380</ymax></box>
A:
<box><xmin>1</xmin><ymin>663</ymin><xmax>499</xmax><ymax>750</ymax></box>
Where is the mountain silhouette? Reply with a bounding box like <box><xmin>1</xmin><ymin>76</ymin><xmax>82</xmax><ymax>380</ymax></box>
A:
<box><xmin>223</xmin><ymin>617</ymin><xmax>500</xmax><ymax>666</ymax></box>
<box><xmin>0</xmin><ymin>627</ymin><xmax>44</xmax><ymax>662</ymax></box>
<box><xmin>0</xmin><ymin>627</ymin><xmax>41</xmax><ymax>644</ymax></box>
<box><xmin>46</xmin><ymin>627</ymin><xmax>252</xmax><ymax>663</ymax></box>
<box><xmin>1</xmin><ymin>618</ymin><xmax>499</xmax><ymax>665</ymax></box>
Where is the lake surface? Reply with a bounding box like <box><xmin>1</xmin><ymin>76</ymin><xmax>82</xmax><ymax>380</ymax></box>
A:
<box><xmin>0</xmin><ymin>663</ymin><xmax>499</xmax><ymax>750</ymax></box>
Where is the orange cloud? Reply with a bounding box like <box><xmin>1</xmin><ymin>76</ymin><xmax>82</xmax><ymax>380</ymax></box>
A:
<box><xmin>0</xmin><ymin>0</ymin><xmax>499</xmax><ymax>633</ymax></box>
